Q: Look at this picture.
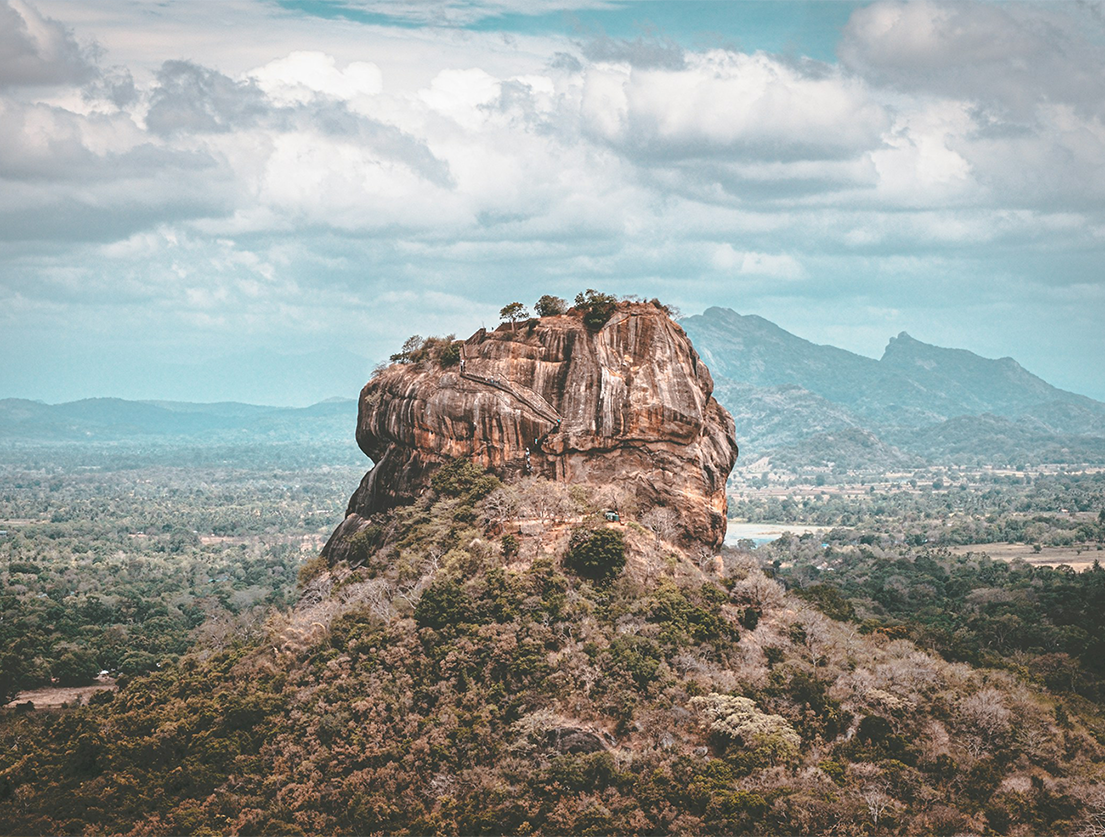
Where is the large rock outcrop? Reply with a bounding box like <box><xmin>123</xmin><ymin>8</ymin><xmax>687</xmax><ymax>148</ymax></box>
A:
<box><xmin>326</xmin><ymin>301</ymin><xmax>738</xmax><ymax>551</ymax></box>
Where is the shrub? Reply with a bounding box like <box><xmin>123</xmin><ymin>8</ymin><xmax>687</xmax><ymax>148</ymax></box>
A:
<box><xmin>52</xmin><ymin>648</ymin><xmax>100</xmax><ymax>687</ymax></box>
<box><xmin>608</xmin><ymin>635</ymin><xmax>663</xmax><ymax>690</ymax></box>
<box><xmin>414</xmin><ymin>579</ymin><xmax>474</xmax><ymax>630</ymax></box>
<box><xmin>431</xmin><ymin>458</ymin><xmax>501</xmax><ymax>502</ymax></box>
<box><xmin>691</xmin><ymin>693</ymin><xmax>801</xmax><ymax>765</ymax></box>
<box><xmin>389</xmin><ymin>334</ymin><xmax>459</xmax><ymax>366</ymax></box>
<box><xmin>649</xmin><ymin>298</ymin><xmax>679</xmax><ymax>317</ymax></box>
<box><xmin>574</xmin><ymin>289</ymin><xmax>618</xmax><ymax>331</ymax></box>
<box><xmin>534</xmin><ymin>294</ymin><xmax>567</xmax><ymax>317</ymax></box>
<box><xmin>501</xmin><ymin>534</ymin><xmax>519</xmax><ymax>559</ymax></box>
<box><xmin>440</xmin><ymin>341</ymin><xmax>461</xmax><ymax>367</ymax></box>
<box><xmin>297</xmin><ymin>554</ymin><xmax>328</xmax><ymax>588</ymax></box>
<box><xmin>390</xmin><ymin>334</ymin><xmax>425</xmax><ymax>364</ymax></box>
<box><xmin>346</xmin><ymin>526</ymin><xmax>383</xmax><ymax>565</ymax></box>
<box><xmin>564</xmin><ymin>527</ymin><xmax>625</xmax><ymax>583</ymax></box>
<box><xmin>793</xmin><ymin>584</ymin><xmax>856</xmax><ymax>622</ymax></box>
<box><xmin>857</xmin><ymin>714</ymin><xmax>894</xmax><ymax>745</ymax></box>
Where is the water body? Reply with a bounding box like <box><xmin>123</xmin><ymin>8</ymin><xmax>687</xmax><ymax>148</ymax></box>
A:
<box><xmin>725</xmin><ymin>522</ymin><xmax>830</xmax><ymax>547</ymax></box>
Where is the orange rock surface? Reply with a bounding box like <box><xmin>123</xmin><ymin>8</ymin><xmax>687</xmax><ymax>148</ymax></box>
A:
<box><xmin>328</xmin><ymin>301</ymin><xmax>738</xmax><ymax>551</ymax></box>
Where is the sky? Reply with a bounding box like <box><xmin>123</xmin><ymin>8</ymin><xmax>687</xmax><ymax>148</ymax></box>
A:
<box><xmin>1</xmin><ymin>0</ymin><xmax>1104</xmax><ymax>405</ymax></box>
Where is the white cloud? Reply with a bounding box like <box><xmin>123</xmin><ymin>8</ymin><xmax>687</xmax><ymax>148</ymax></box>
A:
<box><xmin>320</xmin><ymin>0</ymin><xmax>620</xmax><ymax>27</ymax></box>
<box><xmin>419</xmin><ymin>67</ymin><xmax>501</xmax><ymax>130</ymax></box>
<box><xmin>1</xmin><ymin>0</ymin><xmax>1104</xmax><ymax>403</ymax></box>
<box><xmin>840</xmin><ymin>0</ymin><xmax>1105</xmax><ymax>118</ymax></box>
<box><xmin>711</xmin><ymin>245</ymin><xmax>804</xmax><ymax>279</ymax></box>
<box><xmin>580</xmin><ymin>51</ymin><xmax>889</xmax><ymax>163</ymax></box>
<box><xmin>249</xmin><ymin>51</ymin><xmax>382</xmax><ymax>105</ymax></box>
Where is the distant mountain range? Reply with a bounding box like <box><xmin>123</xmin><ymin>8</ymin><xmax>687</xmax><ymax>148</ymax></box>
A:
<box><xmin>4</xmin><ymin>308</ymin><xmax>1103</xmax><ymax>471</ymax></box>
<box><xmin>0</xmin><ymin>348</ymin><xmax>375</xmax><ymax>408</ymax></box>
<box><xmin>0</xmin><ymin>396</ymin><xmax>357</xmax><ymax>447</ymax></box>
<box><xmin>681</xmin><ymin>307</ymin><xmax>1105</xmax><ymax>469</ymax></box>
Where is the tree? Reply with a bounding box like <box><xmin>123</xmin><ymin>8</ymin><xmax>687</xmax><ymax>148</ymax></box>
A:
<box><xmin>390</xmin><ymin>335</ymin><xmax>425</xmax><ymax>364</ymax></box>
<box><xmin>573</xmin><ymin>289</ymin><xmax>618</xmax><ymax>330</ymax></box>
<box><xmin>0</xmin><ymin>652</ymin><xmax>25</xmax><ymax>705</ymax></box>
<box><xmin>534</xmin><ymin>295</ymin><xmax>566</xmax><ymax>317</ymax></box>
<box><xmin>691</xmin><ymin>693</ymin><xmax>801</xmax><ymax>765</ymax></box>
<box><xmin>499</xmin><ymin>302</ymin><xmax>529</xmax><ymax>331</ymax></box>
<box><xmin>564</xmin><ymin>527</ymin><xmax>625</xmax><ymax>583</ymax></box>
<box><xmin>415</xmin><ymin>579</ymin><xmax>474</xmax><ymax>630</ymax></box>
<box><xmin>640</xmin><ymin>506</ymin><xmax>679</xmax><ymax>542</ymax></box>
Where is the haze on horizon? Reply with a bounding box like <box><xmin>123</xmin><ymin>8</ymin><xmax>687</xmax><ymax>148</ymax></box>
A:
<box><xmin>1</xmin><ymin>0</ymin><xmax>1104</xmax><ymax>406</ymax></box>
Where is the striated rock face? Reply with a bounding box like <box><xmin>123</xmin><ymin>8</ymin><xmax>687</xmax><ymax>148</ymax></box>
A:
<box><xmin>327</xmin><ymin>301</ymin><xmax>738</xmax><ymax>552</ymax></box>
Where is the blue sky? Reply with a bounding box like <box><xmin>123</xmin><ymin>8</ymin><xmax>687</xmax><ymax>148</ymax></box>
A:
<box><xmin>1</xmin><ymin>0</ymin><xmax>1104</xmax><ymax>404</ymax></box>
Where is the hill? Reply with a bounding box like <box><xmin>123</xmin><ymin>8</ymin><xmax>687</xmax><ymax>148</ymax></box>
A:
<box><xmin>0</xmin><ymin>397</ymin><xmax>356</xmax><ymax>445</ymax></box>
<box><xmin>1</xmin><ymin>298</ymin><xmax>1103</xmax><ymax>835</ymax></box>
<box><xmin>681</xmin><ymin>308</ymin><xmax>1105</xmax><ymax>470</ymax></box>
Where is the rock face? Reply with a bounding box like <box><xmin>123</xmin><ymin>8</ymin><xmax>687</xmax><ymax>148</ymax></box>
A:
<box><xmin>327</xmin><ymin>301</ymin><xmax>738</xmax><ymax>552</ymax></box>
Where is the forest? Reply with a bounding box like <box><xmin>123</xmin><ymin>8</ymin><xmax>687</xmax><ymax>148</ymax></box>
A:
<box><xmin>2</xmin><ymin>450</ymin><xmax>1105</xmax><ymax>834</ymax></box>
<box><xmin>0</xmin><ymin>443</ymin><xmax>362</xmax><ymax>704</ymax></box>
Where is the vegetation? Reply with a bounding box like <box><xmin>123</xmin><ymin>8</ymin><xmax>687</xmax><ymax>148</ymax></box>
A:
<box><xmin>574</xmin><ymin>289</ymin><xmax>619</xmax><ymax>330</ymax></box>
<box><xmin>389</xmin><ymin>334</ymin><xmax>460</xmax><ymax>366</ymax></box>
<box><xmin>534</xmin><ymin>294</ymin><xmax>567</xmax><ymax>317</ymax></box>
<box><xmin>500</xmin><ymin>302</ymin><xmax>529</xmax><ymax>331</ymax></box>
<box><xmin>0</xmin><ymin>446</ymin><xmax>358</xmax><ymax>704</ymax></box>
<box><xmin>2</xmin><ymin>454</ymin><xmax>1104</xmax><ymax>834</ymax></box>
<box><xmin>564</xmin><ymin>526</ymin><xmax>626</xmax><ymax>583</ymax></box>
<box><xmin>731</xmin><ymin>467</ymin><xmax>1105</xmax><ymax>549</ymax></box>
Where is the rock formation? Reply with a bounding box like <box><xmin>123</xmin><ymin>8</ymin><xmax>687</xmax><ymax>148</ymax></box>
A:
<box><xmin>325</xmin><ymin>300</ymin><xmax>738</xmax><ymax>553</ymax></box>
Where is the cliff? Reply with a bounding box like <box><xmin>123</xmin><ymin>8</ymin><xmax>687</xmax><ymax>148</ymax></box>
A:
<box><xmin>326</xmin><ymin>301</ymin><xmax>738</xmax><ymax>552</ymax></box>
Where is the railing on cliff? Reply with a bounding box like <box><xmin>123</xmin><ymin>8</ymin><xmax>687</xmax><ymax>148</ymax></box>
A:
<box><xmin>458</xmin><ymin>345</ymin><xmax>563</xmax><ymax>443</ymax></box>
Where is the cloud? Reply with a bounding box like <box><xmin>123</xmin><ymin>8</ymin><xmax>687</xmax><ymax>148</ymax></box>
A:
<box><xmin>579</xmin><ymin>51</ymin><xmax>890</xmax><ymax>164</ymax></box>
<box><xmin>711</xmin><ymin>244</ymin><xmax>804</xmax><ymax>279</ymax></box>
<box><xmin>1</xmin><ymin>1</ymin><xmax>1104</xmax><ymax>404</ymax></box>
<box><xmin>839</xmin><ymin>0</ymin><xmax>1105</xmax><ymax>119</ymax></box>
<box><xmin>249</xmin><ymin>51</ymin><xmax>382</xmax><ymax>105</ymax></box>
<box><xmin>146</xmin><ymin>61</ymin><xmax>270</xmax><ymax>135</ymax></box>
<box><xmin>295</xmin><ymin>0</ymin><xmax>621</xmax><ymax>27</ymax></box>
<box><xmin>0</xmin><ymin>0</ymin><xmax>94</xmax><ymax>86</ymax></box>
<box><xmin>579</xmin><ymin>34</ymin><xmax>685</xmax><ymax>70</ymax></box>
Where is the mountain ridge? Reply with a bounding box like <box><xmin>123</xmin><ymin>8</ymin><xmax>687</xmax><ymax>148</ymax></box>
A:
<box><xmin>5</xmin><ymin>309</ymin><xmax>1102</xmax><ymax>469</ymax></box>
<box><xmin>681</xmin><ymin>307</ymin><xmax>1105</xmax><ymax>469</ymax></box>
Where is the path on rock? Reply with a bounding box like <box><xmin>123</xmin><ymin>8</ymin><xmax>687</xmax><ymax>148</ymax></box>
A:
<box><xmin>458</xmin><ymin>345</ymin><xmax>563</xmax><ymax>438</ymax></box>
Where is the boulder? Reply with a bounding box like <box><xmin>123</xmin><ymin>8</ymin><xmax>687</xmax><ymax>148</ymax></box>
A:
<box><xmin>326</xmin><ymin>301</ymin><xmax>737</xmax><ymax>553</ymax></box>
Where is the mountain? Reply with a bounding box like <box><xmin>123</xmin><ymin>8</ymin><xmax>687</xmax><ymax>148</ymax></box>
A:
<box><xmin>6</xmin><ymin>307</ymin><xmax>1101</xmax><ymax>471</ymax></box>
<box><xmin>325</xmin><ymin>300</ymin><xmax>737</xmax><ymax>554</ymax></box>
<box><xmin>681</xmin><ymin>307</ymin><xmax>1105</xmax><ymax>468</ymax></box>
<box><xmin>5</xmin><ymin>297</ymin><xmax>1101</xmax><ymax>836</ymax></box>
<box><xmin>0</xmin><ymin>396</ymin><xmax>358</xmax><ymax>445</ymax></box>
<box><xmin>0</xmin><ymin>348</ymin><xmax>375</xmax><ymax>409</ymax></box>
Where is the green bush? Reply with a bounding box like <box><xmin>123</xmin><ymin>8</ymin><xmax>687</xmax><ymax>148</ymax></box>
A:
<box><xmin>297</xmin><ymin>554</ymin><xmax>328</xmax><ymax>588</ymax></box>
<box><xmin>346</xmin><ymin>525</ymin><xmax>383</xmax><ymax>564</ymax></box>
<box><xmin>534</xmin><ymin>294</ymin><xmax>566</xmax><ymax>317</ymax></box>
<box><xmin>52</xmin><ymin>648</ymin><xmax>100</xmax><ymax>687</ymax></box>
<box><xmin>793</xmin><ymin>584</ymin><xmax>856</xmax><ymax>622</ymax></box>
<box><xmin>414</xmin><ymin>579</ymin><xmax>474</xmax><ymax>630</ymax></box>
<box><xmin>608</xmin><ymin>635</ymin><xmax>662</xmax><ymax>690</ymax></box>
<box><xmin>574</xmin><ymin>289</ymin><xmax>618</xmax><ymax>331</ymax></box>
<box><xmin>389</xmin><ymin>333</ymin><xmax>459</xmax><ymax>366</ymax></box>
<box><xmin>564</xmin><ymin>527</ymin><xmax>625</xmax><ymax>583</ymax></box>
<box><xmin>430</xmin><ymin>458</ymin><xmax>501</xmax><ymax>502</ymax></box>
<box><xmin>440</xmin><ymin>342</ymin><xmax>462</xmax><ymax>367</ymax></box>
